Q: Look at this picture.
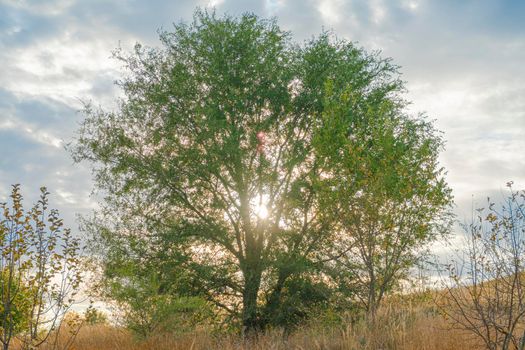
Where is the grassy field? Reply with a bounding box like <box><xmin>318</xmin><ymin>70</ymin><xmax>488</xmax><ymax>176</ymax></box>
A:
<box><xmin>40</xmin><ymin>302</ymin><xmax>481</xmax><ymax>350</ymax></box>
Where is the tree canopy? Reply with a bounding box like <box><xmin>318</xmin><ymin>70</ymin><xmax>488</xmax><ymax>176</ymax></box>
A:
<box><xmin>71</xmin><ymin>10</ymin><xmax>452</xmax><ymax>333</ymax></box>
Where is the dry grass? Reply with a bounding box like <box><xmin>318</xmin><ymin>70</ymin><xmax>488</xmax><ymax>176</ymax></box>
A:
<box><xmin>38</xmin><ymin>302</ymin><xmax>482</xmax><ymax>350</ymax></box>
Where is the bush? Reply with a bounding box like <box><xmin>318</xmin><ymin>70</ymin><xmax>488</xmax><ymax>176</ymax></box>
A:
<box><xmin>442</xmin><ymin>183</ymin><xmax>525</xmax><ymax>350</ymax></box>
<box><xmin>0</xmin><ymin>185</ymin><xmax>85</xmax><ymax>349</ymax></box>
<box><xmin>84</xmin><ymin>308</ymin><xmax>109</xmax><ymax>326</ymax></box>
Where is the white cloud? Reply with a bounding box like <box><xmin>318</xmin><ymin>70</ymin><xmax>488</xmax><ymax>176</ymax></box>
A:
<box><xmin>1</xmin><ymin>0</ymin><xmax>76</xmax><ymax>16</ymax></box>
<box><xmin>0</xmin><ymin>26</ymin><xmax>126</xmax><ymax>108</ymax></box>
<box><xmin>370</xmin><ymin>0</ymin><xmax>387</xmax><ymax>24</ymax></box>
<box><xmin>0</xmin><ymin>116</ymin><xmax>61</xmax><ymax>148</ymax></box>
<box><xmin>208</xmin><ymin>0</ymin><xmax>225</xmax><ymax>8</ymax></box>
<box><xmin>317</xmin><ymin>0</ymin><xmax>345</xmax><ymax>24</ymax></box>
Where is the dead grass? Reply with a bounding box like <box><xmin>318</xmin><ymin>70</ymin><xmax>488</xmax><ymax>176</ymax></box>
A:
<box><xmin>38</xmin><ymin>302</ymin><xmax>482</xmax><ymax>350</ymax></box>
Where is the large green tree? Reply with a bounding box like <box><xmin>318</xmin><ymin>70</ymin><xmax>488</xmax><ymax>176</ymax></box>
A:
<box><xmin>71</xmin><ymin>10</ymin><xmax>451</xmax><ymax>332</ymax></box>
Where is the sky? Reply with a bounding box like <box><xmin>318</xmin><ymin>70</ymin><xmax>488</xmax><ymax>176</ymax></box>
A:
<box><xmin>1</xmin><ymin>0</ymin><xmax>524</xmax><ymax>232</ymax></box>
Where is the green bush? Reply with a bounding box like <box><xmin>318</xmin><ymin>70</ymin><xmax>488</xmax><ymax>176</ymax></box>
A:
<box><xmin>84</xmin><ymin>308</ymin><xmax>109</xmax><ymax>326</ymax></box>
<box><xmin>0</xmin><ymin>269</ymin><xmax>35</xmax><ymax>335</ymax></box>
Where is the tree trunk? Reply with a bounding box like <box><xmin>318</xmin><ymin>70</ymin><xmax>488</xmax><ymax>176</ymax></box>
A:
<box><xmin>242</xmin><ymin>265</ymin><xmax>262</xmax><ymax>336</ymax></box>
<box><xmin>366</xmin><ymin>276</ymin><xmax>378</xmax><ymax>326</ymax></box>
<box><xmin>261</xmin><ymin>270</ymin><xmax>290</xmax><ymax>328</ymax></box>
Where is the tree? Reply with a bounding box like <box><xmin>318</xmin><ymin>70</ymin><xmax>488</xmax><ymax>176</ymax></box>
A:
<box><xmin>314</xmin><ymin>80</ymin><xmax>452</xmax><ymax>319</ymax></box>
<box><xmin>441</xmin><ymin>183</ymin><xmax>525</xmax><ymax>350</ymax></box>
<box><xmin>0</xmin><ymin>185</ymin><xmax>84</xmax><ymax>349</ymax></box>
<box><xmin>71</xmin><ymin>10</ymin><xmax>451</xmax><ymax>333</ymax></box>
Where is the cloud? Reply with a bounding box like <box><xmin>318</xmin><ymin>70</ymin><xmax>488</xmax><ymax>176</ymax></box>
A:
<box><xmin>0</xmin><ymin>88</ymin><xmax>94</xmax><ymax>226</ymax></box>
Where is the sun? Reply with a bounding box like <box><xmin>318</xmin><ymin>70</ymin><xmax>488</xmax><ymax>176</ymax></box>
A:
<box><xmin>254</xmin><ymin>202</ymin><xmax>269</xmax><ymax>219</ymax></box>
<box><xmin>252</xmin><ymin>194</ymin><xmax>269</xmax><ymax>219</ymax></box>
